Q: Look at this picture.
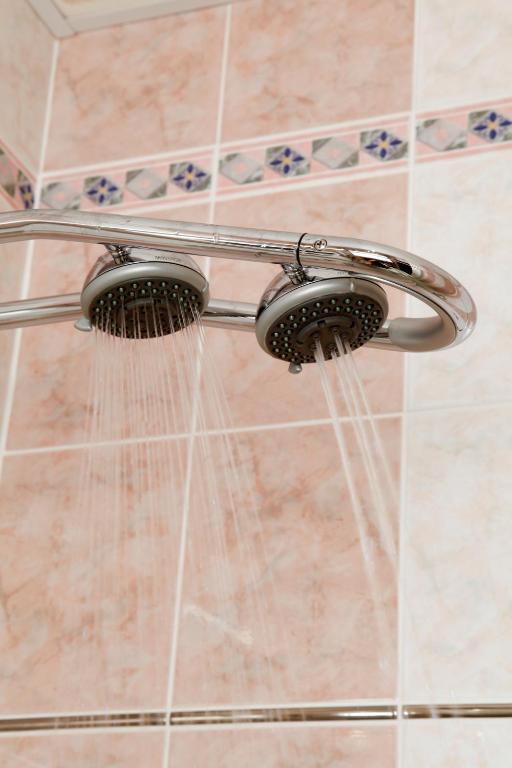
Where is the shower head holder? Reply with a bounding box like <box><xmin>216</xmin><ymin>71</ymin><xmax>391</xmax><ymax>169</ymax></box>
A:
<box><xmin>0</xmin><ymin>210</ymin><xmax>476</xmax><ymax>362</ymax></box>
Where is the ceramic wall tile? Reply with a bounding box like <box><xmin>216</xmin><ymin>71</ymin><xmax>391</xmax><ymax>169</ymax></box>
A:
<box><xmin>0</xmin><ymin>0</ymin><xmax>54</xmax><ymax>173</ymax></box>
<box><xmin>222</xmin><ymin>0</ymin><xmax>413</xmax><ymax>142</ymax></box>
<box><xmin>170</xmin><ymin>725</ymin><xmax>396</xmax><ymax>767</ymax></box>
<box><xmin>210</xmin><ymin>174</ymin><xmax>407</xmax><ymax>428</ymax></box>
<box><xmin>408</xmin><ymin>151</ymin><xmax>512</xmax><ymax>410</ymax></box>
<box><xmin>403</xmin><ymin>406</ymin><xmax>512</xmax><ymax>702</ymax></box>
<box><xmin>0</xmin><ymin>731</ymin><xmax>164</xmax><ymax>768</ymax></box>
<box><xmin>0</xmin><ymin>197</ymin><xmax>27</xmax><ymax>428</ymax></box>
<box><xmin>417</xmin><ymin>0</ymin><xmax>512</xmax><ymax>111</ymax></box>
<box><xmin>45</xmin><ymin>7</ymin><xmax>226</xmax><ymax>170</ymax></box>
<box><xmin>0</xmin><ymin>441</ymin><xmax>186</xmax><ymax>714</ymax></box>
<box><xmin>174</xmin><ymin>420</ymin><xmax>400</xmax><ymax>707</ymax></box>
<box><xmin>402</xmin><ymin>719</ymin><xmax>512</xmax><ymax>767</ymax></box>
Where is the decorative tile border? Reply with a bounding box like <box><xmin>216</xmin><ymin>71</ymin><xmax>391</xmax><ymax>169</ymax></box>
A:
<box><xmin>217</xmin><ymin>120</ymin><xmax>409</xmax><ymax>194</ymax></box>
<box><xmin>0</xmin><ymin>141</ymin><xmax>36</xmax><ymax>210</ymax></box>
<box><xmin>5</xmin><ymin>99</ymin><xmax>505</xmax><ymax>214</ymax></box>
<box><xmin>36</xmin><ymin>120</ymin><xmax>409</xmax><ymax>211</ymax></box>
<box><xmin>39</xmin><ymin>153</ymin><xmax>214</xmax><ymax>212</ymax></box>
<box><xmin>415</xmin><ymin>100</ymin><xmax>512</xmax><ymax>161</ymax></box>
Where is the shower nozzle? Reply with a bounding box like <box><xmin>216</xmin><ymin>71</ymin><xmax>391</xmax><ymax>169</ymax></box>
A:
<box><xmin>255</xmin><ymin>269</ymin><xmax>389</xmax><ymax>365</ymax></box>
<box><xmin>80</xmin><ymin>247</ymin><xmax>209</xmax><ymax>339</ymax></box>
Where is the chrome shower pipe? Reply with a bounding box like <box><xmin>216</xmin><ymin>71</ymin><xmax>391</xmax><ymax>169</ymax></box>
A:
<box><xmin>0</xmin><ymin>210</ymin><xmax>476</xmax><ymax>352</ymax></box>
<box><xmin>0</xmin><ymin>293</ymin><xmax>257</xmax><ymax>332</ymax></box>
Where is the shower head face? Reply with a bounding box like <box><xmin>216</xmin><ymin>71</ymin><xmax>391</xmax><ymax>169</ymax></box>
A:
<box><xmin>81</xmin><ymin>248</ymin><xmax>209</xmax><ymax>339</ymax></box>
<box><xmin>256</xmin><ymin>272</ymin><xmax>388</xmax><ymax>364</ymax></box>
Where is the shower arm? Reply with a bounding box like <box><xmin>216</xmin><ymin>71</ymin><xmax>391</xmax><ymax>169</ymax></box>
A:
<box><xmin>0</xmin><ymin>210</ymin><xmax>476</xmax><ymax>352</ymax></box>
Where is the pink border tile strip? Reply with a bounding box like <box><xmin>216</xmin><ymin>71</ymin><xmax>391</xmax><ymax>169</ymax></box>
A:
<box><xmin>39</xmin><ymin>153</ymin><xmax>214</xmax><ymax>213</ymax></box>
<box><xmin>217</xmin><ymin>119</ymin><xmax>409</xmax><ymax>193</ymax></box>
<box><xmin>415</xmin><ymin>99</ymin><xmax>512</xmax><ymax>160</ymax></box>
<box><xmin>0</xmin><ymin>140</ymin><xmax>36</xmax><ymax>210</ymax></box>
<box><xmin>25</xmin><ymin>99</ymin><xmax>512</xmax><ymax>213</ymax></box>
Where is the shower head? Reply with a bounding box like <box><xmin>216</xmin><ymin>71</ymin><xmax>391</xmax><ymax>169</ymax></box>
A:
<box><xmin>255</xmin><ymin>269</ymin><xmax>389</xmax><ymax>365</ymax></box>
<box><xmin>80</xmin><ymin>247</ymin><xmax>209</xmax><ymax>339</ymax></box>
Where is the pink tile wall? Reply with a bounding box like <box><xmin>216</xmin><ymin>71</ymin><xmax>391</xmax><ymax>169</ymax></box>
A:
<box><xmin>44</xmin><ymin>8</ymin><xmax>227</xmax><ymax>170</ymax></box>
<box><xmin>0</xmin><ymin>731</ymin><xmax>164</xmax><ymax>767</ymax></box>
<box><xmin>0</xmin><ymin>0</ymin><xmax>54</xmax><ymax>174</ymax></box>
<box><xmin>0</xmin><ymin>0</ymin><xmax>511</xmax><ymax>764</ymax></box>
<box><xmin>0</xmin><ymin>197</ymin><xmax>27</xmax><ymax>435</ymax></box>
<box><xmin>222</xmin><ymin>0</ymin><xmax>414</xmax><ymax>140</ymax></box>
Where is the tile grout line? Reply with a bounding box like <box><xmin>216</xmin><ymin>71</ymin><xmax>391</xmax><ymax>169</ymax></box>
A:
<box><xmin>0</xmin><ymin>38</ymin><xmax>59</xmax><ymax>485</ymax></box>
<box><xmin>161</xmin><ymin>7</ymin><xmax>232</xmax><ymax>768</ymax></box>
<box><xmin>4</xmin><ymin>398</ymin><xmax>510</xmax><ymax>458</ymax></box>
<box><xmin>397</xmin><ymin>0</ymin><xmax>421</xmax><ymax>764</ymax></box>
<box><xmin>3</xmin><ymin>413</ymin><xmax>403</xmax><ymax>457</ymax></box>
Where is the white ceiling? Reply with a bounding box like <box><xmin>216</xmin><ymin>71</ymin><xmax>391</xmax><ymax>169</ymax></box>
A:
<box><xmin>28</xmin><ymin>0</ymin><xmax>237</xmax><ymax>37</ymax></box>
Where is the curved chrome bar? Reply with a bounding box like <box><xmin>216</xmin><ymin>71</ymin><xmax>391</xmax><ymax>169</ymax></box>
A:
<box><xmin>0</xmin><ymin>210</ymin><xmax>476</xmax><ymax>352</ymax></box>
<box><xmin>298</xmin><ymin>234</ymin><xmax>476</xmax><ymax>352</ymax></box>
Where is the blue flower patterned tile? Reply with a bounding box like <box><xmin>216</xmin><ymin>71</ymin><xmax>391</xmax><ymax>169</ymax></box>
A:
<box><xmin>42</xmin><ymin>181</ymin><xmax>80</xmax><ymax>210</ymax></box>
<box><xmin>0</xmin><ymin>149</ymin><xmax>17</xmax><ymax>197</ymax></box>
<box><xmin>125</xmin><ymin>168</ymin><xmax>167</xmax><ymax>199</ymax></box>
<box><xmin>17</xmin><ymin>173</ymin><xmax>34</xmax><ymax>209</ymax></box>
<box><xmin>266</xmin><ymin>145</ymin><xmax>310</xmax><ymax>177</ymax></box>
<box><xmin>361</xmin><ymin>129</ymin><xmax>407</xmax><ymax>161</ymax></box>
<box><xmin>416</xmin><ymin>119</ymin><xmax>467</xmax><ymax>151</ymax></box>
<box><xmin>170</xmin><ymin>162</ymin><xmax>210</xmax><ymax>192</ymax></box>
<box><xmin>312</xmin><ymin>137</ymin><xmax>358</xmax><ymax>169</ymax></box>
<box><xmin>220</xmin><ymin>153</ymin><xmax>263</xmax><ymax>184</ymax></box>
<box><xmin>84</xmin><ymin>175</ymin><xmax>123</xmax><ymax>206</ymax></box>
<box><xmin>469</xmin><ymin>109</ymin><xmax>512</xmax><ymax>143</ymax></box>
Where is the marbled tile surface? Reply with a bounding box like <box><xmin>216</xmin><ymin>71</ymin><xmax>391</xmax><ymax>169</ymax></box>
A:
<box><xmin>408</xmin><ymin>151</ymin><xmax>512</xmax><ymax>410</ymax></box>
<box><xmin>210</xmin><ymin>175</ymin><xmax>407</xmax><ymax>428</ymax></box>
<box><xmin>222</xmin><ymin>0</ymin><xmax>413</xmax><ymax>141</ymax></box>
<box><xmin>0</xmin><ymin>441</ymin><xmax>186</xmax><ymax>714</ymax></box>
<box><xmin>0</xmin><ymin>0</ymin><xmax>54</xmax><ymax>173</ymax></box>
<box><xmin>403</xmin><ymin>406</ymin><xmax>512</xmax><ymax>702</ymax></box>
<box><xmin>0</xmin><ymin>731</ymin><xmax>164</xmax><ymax>768</ymax></box>
<box><xmin>0</xmin><ymin>197</ymin><xmax>27</xmax><ymax>424</ymax></box>
<box><xmin>7</xmin><ymin>204</ymin><xmax>209</xmax><ymax>450</ymax></box>
<box><xmin>45</xmin><ymin>7</ymin><xmax>226</xmax><ymax>170</ymax></box>
<box><xmin>417</xmin><ymin>0</ymin><xmax>512</xmax><ymax>110</ymax></box>
<box><xmin>402</xmin><ymin>719</ymin><xmax>512</xmax><ymax>767</ymax></box>
<box><xmin>170</xmin><ymin>725</ymin><xmax>396</xmax><ymax>767</ymax></box>
<box><xmin>173</xmin><ymin>420</ymin><xmax>400</xmax><ymax>707</ymax></box>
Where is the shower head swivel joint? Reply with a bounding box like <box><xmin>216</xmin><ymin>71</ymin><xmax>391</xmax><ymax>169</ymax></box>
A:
<box><xmin>80</xmin><ymin>247</ymin><xmax>209</xmax><ymax>339</ymax></box>
<box><xmin>256</xmin><ymin>268</ymin><xmax>388</xmax><ymax>367</ymax></box>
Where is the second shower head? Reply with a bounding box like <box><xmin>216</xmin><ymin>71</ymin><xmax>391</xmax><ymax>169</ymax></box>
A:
<box><xmin>255</xmin><ymin>269</ymin><xmax>389</xmax><ymax>365</ymax></box>
<box><xmin>80</xmin><ymin>247</ymin><xmax>209</xmax><ymax>339</ymax></box>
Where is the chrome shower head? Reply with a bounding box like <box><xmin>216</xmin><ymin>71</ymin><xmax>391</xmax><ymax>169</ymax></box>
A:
<box><xmin>80</xmin><ymin>247</ymin><xmax>209</xmax><ymax>339</ymax></box>
<box><xmin>255</xmin><ymin>269</ymin><xmax>388</xmax><ymax>364</ymax></box>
